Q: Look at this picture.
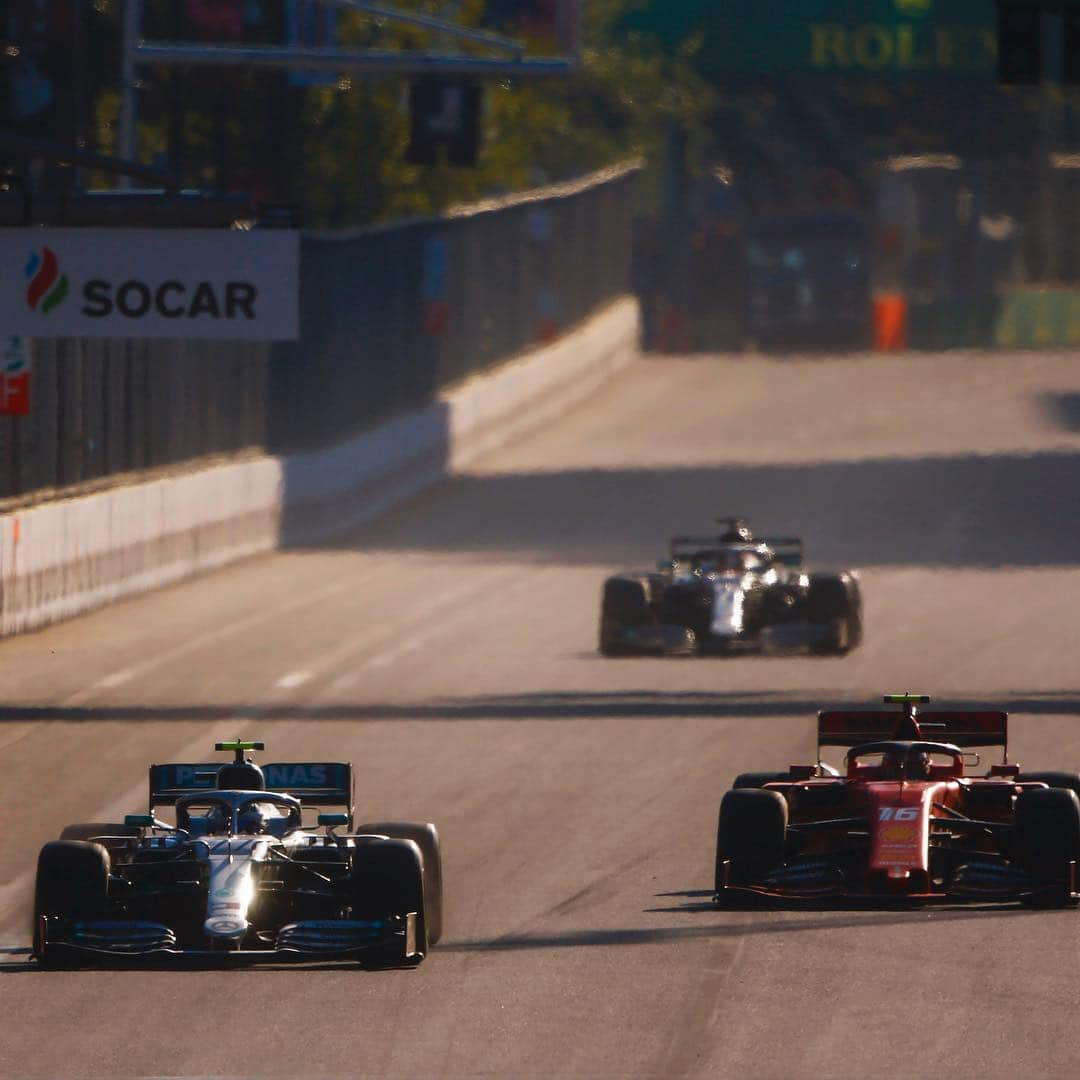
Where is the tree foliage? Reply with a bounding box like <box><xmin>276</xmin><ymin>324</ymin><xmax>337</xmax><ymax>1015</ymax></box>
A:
<box><xmin>83</xmin><ymin>0</ymin><xmax>716</xmax><ymax>226</ymax></box>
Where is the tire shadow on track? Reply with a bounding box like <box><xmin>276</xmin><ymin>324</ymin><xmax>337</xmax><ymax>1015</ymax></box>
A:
<box><xmin>438</xmin><ymin>904</ymin><xmax>1050</xmax><ymax>954</ymax></box>
<box><xmin>4</xmin><ymin>690</ymin><xmax>1080</xmax><ymax>723</ymax></box>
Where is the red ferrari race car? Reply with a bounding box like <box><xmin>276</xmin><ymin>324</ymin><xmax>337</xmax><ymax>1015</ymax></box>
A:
<box><xmin>714</xmin><ymin>694</ymin><xmax>1080</xmax><ymax>906</ymax></box>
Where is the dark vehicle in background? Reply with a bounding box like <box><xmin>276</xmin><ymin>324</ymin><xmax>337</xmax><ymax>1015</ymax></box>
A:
<box><xmin>744</xmin><ymin>210</ymin><xmax>871</xmax><ymax>350</ymax></box>
<box><xmin>715</xmin><ymin>694</ymin><xmax>1080</xmax><ymax>906</ymax></box>
<box><xmin>599</xmin><ymin>518</ymin><xmax>861</xmax><ymax>657</ymax></box>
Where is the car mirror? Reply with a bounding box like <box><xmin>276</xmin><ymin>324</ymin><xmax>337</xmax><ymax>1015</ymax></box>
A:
<box><xmin>318</xmin><ymin>813</ymin><xmax>349</xmax><ymax>828</ymax></box>
<box><xmin>124</xmin><ymin>814</ymin><xmax>154</xmax><ymax>827</ymax></box>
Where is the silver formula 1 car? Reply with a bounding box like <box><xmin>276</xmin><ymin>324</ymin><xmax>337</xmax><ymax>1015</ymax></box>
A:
<box><xmin>32</xmin><ymin>740</ymin><xmax>443</xmax><ymax>968</ymax></box>
<box><xmin>599</xmin><ymin>518</ymin><xmax>862</xmax><ymax>656</ymax></box>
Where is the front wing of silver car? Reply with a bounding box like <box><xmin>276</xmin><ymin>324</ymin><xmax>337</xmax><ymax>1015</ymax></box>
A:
<box><xmin>36</xmin><ymin>913</ymin><xmax>423</xmax><ymax>964</ymax></box>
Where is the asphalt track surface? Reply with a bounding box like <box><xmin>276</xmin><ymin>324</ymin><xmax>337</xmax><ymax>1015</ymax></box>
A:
<box><xmin>3</xmin><ymin>349</ymin><xmax>1080</xmax><ymax>1078</ymax></box>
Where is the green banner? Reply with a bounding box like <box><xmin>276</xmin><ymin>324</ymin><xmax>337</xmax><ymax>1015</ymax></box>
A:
<box><xmin>711</xmin><ymin>0</ymin><xmax>996</xmax><ymax>79</ymax></box>
<box><xmin>995</xmin><ymin>287</ymin><xmax>1080</xmax><ymax>347</ymax></box>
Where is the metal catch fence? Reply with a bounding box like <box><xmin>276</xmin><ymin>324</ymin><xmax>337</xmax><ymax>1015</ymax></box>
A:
<box><xmin>0</xmin><ymin>163</ymin><xmax>638</xmax><ymax>501</ymax></box>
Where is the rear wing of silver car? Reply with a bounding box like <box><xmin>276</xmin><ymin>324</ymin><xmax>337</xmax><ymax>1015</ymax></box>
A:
<box><xmin>670</xmin><ymin>535</ymin><xmax>728</xmax><ymax>555</ymax></box>
<box><xmin>764</xmin><ymin>537</ymin><xmax>803</xmax><ymax>567</ymax></box>
<box><xmin>148</xmin><ymin>761</ymin><xmax>353</xmax><ymax>812</ymax></box>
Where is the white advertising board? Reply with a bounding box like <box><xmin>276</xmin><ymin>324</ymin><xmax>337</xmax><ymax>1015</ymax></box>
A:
<box><xmin>0</xmin><ymin>229</ymin><xmax>299</xmax><ymax>340</ymax></box>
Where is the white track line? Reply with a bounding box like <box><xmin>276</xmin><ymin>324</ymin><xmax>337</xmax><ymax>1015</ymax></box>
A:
<box><xmin>61</xmin><ymin>568</ymin><xmax>381</xmax><ymax>707</ymax></box>
<box><xmin>328</xmin><ymin>566</ymin><xmax>540</xmax><ymax>691</ymax></box>
<box><xmin>291</xmin><ymin>566</ymin><xmax>519</xmax><ymax>695</ymax></box>
<box><xmin>275</xmin><ymin>670</ymin><xmax>312</xmax><ymax>690</ymax></box>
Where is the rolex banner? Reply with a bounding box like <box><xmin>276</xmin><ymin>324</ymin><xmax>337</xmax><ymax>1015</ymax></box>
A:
<box><xmin>704</xmin><ymin>0</ymin><xmax>996</xmax><ymax>80</ymax></box>
<box><xmin>0</xmin><ymin>229</ymin><xmax>299</xmax><ymax>341</ymax></box>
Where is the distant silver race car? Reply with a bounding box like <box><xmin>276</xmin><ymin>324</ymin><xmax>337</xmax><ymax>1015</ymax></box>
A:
<box><xmin>33</xmin><ymin>740</ymin><xmax>442</xmax><ymax>968</ymax></box>
<box><xmin>599</xmin><ymin>517</ymin><xmax>862</xmax><ymax>656</ymax></box>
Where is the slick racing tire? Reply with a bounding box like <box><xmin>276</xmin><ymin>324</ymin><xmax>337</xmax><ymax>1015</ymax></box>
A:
<box><xmin>715</xmin><ymin>789</ymin><xmax>788</xmax><ymax>893</ymax></box>
<box><xmin>1015</xmin><ymin>788</ymin><xmax>1080</xmax><ymax>906</ymax></box>
<box><xmin>807</xmin><ymin>574</ymin><xmax>861</xmax><ymax>656</ymax></box>
<box><xmin>598</xmin><ymin>578</ymin><xmax>652</xmax><ymax>656</ymax></box>
<box><xmin>354</xmin><ymin>821</ymin><xmax>442</xmax><ymax>946</ymax></box>
<box><xmin>1018</xmin><ymin>772</ymin><xmax>1080</xmax><ymax>800</ymax></box>
<box><xmin>33</xmin><ymin>840</ymin><xmax>110</xmax><ymax>967</ymax></box>
<box><xmin>732</xmin><ymin>771</ymin><xmax>790</xmax><ymax>789</ymax></box>
<box><xmin>60</xmin><ymin>822</ymin><xmax>141</xmax><ymax>857</ymax></box>
<box><xmin>350</xmin><ymin>838</ymin><xmax>427</xmax><ymax>968</ymax></box>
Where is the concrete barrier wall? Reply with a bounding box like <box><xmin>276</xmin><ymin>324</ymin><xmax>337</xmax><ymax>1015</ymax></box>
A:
<box><xmin>0</xmin><ymin>458</ymin><xmax>283</xmax><ymax>636</ymax></box>
<box><xmin>0</xmin><ymin>299</ymin><xmax>638</xmax><ymax>635</ymax></box>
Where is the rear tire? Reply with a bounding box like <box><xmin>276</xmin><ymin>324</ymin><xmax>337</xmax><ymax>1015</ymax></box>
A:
<box><xmin>33</xmin><ymin>840</ymin><xmax>110</xmax><ymax>966</ymax></box>
<box><xmin>715</xmin><ymin>789</ymin><xmax>788</xmax><ymax>892</ymax></box>
<box><xmin>349</xmin><ymin>838</ymin><xmax>427</xmax><ymax>968</ymax></box>
<box><xmin>732</xmin><ymin>771</ymin><xmax>790</xmax><ymax>789</ymax></box>
<box><xmin>59</xmin><ymin>823</ymin><xmax>140</xmax><ymax>857</ymax></box>
<box><xmin>1015</xmin><ymin>788</ymin><xmax>1080</xmax><ymax>906</ymax></box>
<box><xmin>353</xmin><ymin>822</ymin><xmax>442</xmax><ymax>946</ymax></box>
<box><xmin>1019</xmin><ymin>772</ymin><xmax>1080</xmax><ymax>800</ymax></box>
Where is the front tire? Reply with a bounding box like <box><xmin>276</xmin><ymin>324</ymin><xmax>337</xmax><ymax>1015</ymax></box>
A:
<box><xmin>350</xmin><ymin>838</ymin><xmax>427</xmax><ymax>968</ymax></box>
<box><xmin>715</xmin><ymin>789</ymin><xmax>788</xmax><ymax>893</ymax></box>
<box><xmin>33</xmin><ymin>840</ymin><xmax>110</xmax><ymax>966</ymax></box>
<box><xmin>354</xmin><ymin>822</ymin><xmax>442</xmax><ymax>946</ymax></box>
<box><xmin>598</xmin><ymin>578</ymin><xmax>652</xmax><ymax>656</ymax></box>
<box><xmin>1015</xmin><ymin>788</ymin><xmax>1080</xmax><ymax>905</ymax></box>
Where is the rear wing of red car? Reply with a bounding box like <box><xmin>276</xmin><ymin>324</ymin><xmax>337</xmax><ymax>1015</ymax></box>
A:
<box><xmin>818</xmin><ymin>709</ymin><xmax>1008</xmax><ymax>752</ymax></box>
<box><xmin>148</xmin><ymin>761</ymin><xmax>353</xmax><ymax>811</ymax></box>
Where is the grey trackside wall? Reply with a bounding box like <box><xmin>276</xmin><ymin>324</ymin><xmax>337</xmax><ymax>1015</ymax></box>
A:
<box><xmin>0</xmin><ymin>163</ymin><xmax>640</xmax><ymax>633</ymax></box>
<box><xmin>0</xmin><ymin>163</ymin><xmax>637</xmax><ymax>503</ymax></box>
<box><xmin>0</xmin><ymin>299</ymin><xmax>638</xmax><ymax>635</ymax></box>
<box><xmin>268</xmin><ymin>164</ymin><xmax>638</xmax><ymax>454</ymax></box>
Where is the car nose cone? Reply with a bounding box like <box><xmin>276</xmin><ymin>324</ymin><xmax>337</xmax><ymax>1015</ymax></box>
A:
<box><xmin>204</xmin><ymin>915</ymin><xmax>248</xmax><ymax>939</ymax></box>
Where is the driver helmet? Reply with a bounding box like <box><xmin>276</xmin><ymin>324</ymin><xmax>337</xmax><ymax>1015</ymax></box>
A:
<box><xmin>905</xmin><ymin>750</ymin><xmax>933</xmax><ymax>781</ymax></box>
<box><xmin>881</xmin><ymin>748</ymin><xmax>932</xmax><ymax>780</ymax></box>
<box><xmin>216</xmin><ymin>759</ymin><xmax>265</xmax><ymax>791</ymax></box>
<box><xmin>881</xmin><ymin>749</ymin><xmax>907</xmax><ymax>779</ymax></box>
<box><xmin>716</xmin><ymin>550</ymin><xmax>745</xmax><ymax>573</ymax></box>
<box><xmin>195</xmin><ymin>804</ymin><xmax>228</xmax><ymax>836</ymax></box>
<box><xmin>237</xmin><ymin>805</ymin><xmax>268</xmax><ymax>834</ymax></box>
<box><xmin>718</xmin><ymin>520</ymin><xmax>754</xmax><ymax>544</ymax></box>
